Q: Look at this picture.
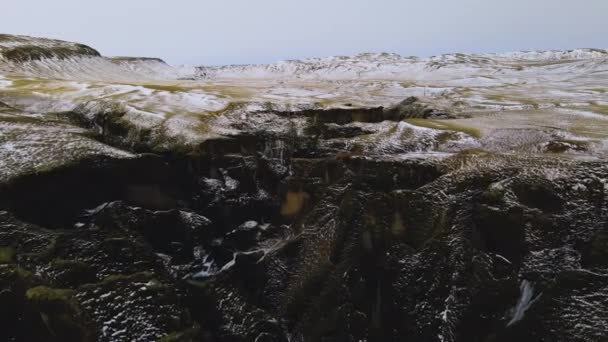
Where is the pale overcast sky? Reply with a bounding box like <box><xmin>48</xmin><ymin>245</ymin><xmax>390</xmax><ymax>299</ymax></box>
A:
<box><xmin>3</xmin><ymin>0</ymin><xmax>607</xmax><ymax>65</ymax></box>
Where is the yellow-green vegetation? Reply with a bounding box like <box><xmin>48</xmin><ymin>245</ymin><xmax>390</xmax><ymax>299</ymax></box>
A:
<box><xmin>186</xmin><ymin>280</ymin><xmax>210</xmax><ymax>290</ymax></box>
<box><xmin>485</xmin><ymin>94</ymin><xmax>506</xmax><ymax>102</ymax></box>
<box><xmin>25</xmin><ymin>285</ymin><xmax>89</xmax><ymax>341</ymax></box>
<box><xmin>26</xmin><ymin>286</ymin><xmax>75</xmax><ymax>306</ymax></box>
<box><xmin>399</xmin><ymin>81</ymin><xmax>417</xmax><ymax>88</ymax></box>
<box><xmin>454</xmin><ymin>148</ymin><xmax>488</xmax><ymax>156</ymax></box>
<box><xmin>481</xmin><ymin>183</ymin><xmax>507</xmax><ymax>205</ymax></box>
<box><xmin>589</xmin><ymin>88</ymin><xmax>607</xmax><ymax>93</ymax></box>
<box><xmin>454</xmin><ymin>87</ymin><xmax>473</xmax><ymax>98</ymax></box>
<box><xmin>141</xmin><ymin>84</ymin><xmax>193</xmax><ymax>93</ymax></box>
<box><xmin>9</xmin><ymin>78</ymin><xmax>51</xmax><ymax>88</ymax></box>
<box><xmin>281</xmin><ymin>191</ymin><xmax>310</xmax><ymax>217</ymax></box>
<box><xmin>191</xmin><ymin>101</ymin><xmax>248</xmax><ymax>135</ymax></box>
<box><xmin>205</xmin><ymin>101</ymin><xmax>246</xmax><ymax>116</ymax></box>
<box><xmin>312</xmin><ymin>97</ymin><xmax>337</xmax><ymax>108</ymax></box>
<box><xmin>484</xmin><ymin>94</ymin><xmax>541</xmax><ymax>108</ymax></box>
<box><xmin>405</xmin><ymin>118</ymin><xmax>482</xmax><ymax>138</ymax></box>
<box><xmin>2</xmin><ymin>77</ymin><xmax>90</xmax><ymax>97</ymax></box>
<box><xmin>199</xmin><ymin>84</ymin><xmax>253</xmax><ymax>99</ymax></box>
<box><xmin>589</xmin><ymin>104</ymin><xmax>608</xmax><ymax>115</ymax></box>
<box><xmin>436</xmin><ymin>131</ymin><xmax>458</xmax><ymax>144</ymax></box>
<box><xmin>519</xmin><ymin>98</ymin><xmax>541</xmax><ymax>109</ymax></box>
<box><xmin>0</xmin><ymin>246</ymin><xmax>16</xmax><ymax>263</ymax></box>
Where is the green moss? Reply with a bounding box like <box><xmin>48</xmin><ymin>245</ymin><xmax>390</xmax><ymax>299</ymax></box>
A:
<box><xmin>26</xmin><ymin>286</ymin><xmax>74</xmax><ymax>306</ymax></box>
<box><xmin>405</xmin><ymin>118</ymin><xmax>482</xmax><ymax>138</ymax></box>
<box><xmin>436</xmin><ymin>131</ymin><xmax>458</xmax><ymax>144</ymax></box>
<box><xmin>0</xmin><ymin>246</ymin><xmax>16</xmax><ymax>263</ymax></box>
<box><xmin>481</xmin><ymin>184</ymin><xmax>506</xmax><ymax>205</ymax></box>
<box><xmin>399</xmin><ymin>81</ymin><xmax>417</xmax><ymax>88</ymax></box>
<box><xmin>25</xmin><ymin>286</ymin><xmax>90</xmax><ymax>341</ymax></box>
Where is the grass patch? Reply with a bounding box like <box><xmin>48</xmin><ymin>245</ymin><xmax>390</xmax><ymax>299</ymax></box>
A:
<box><xmin>26</xmin><ymin>286</ymin><xmax>74</xmax><ymax>303</ymax></box>
<box><xmin>141</xmin><ymin>84</ymin><xmax>192</xmax><ymax>93</ymax></box>
<box><xmin>399</xmin><ymin>81</ymin><xmax>417</xmax><ymax>88</ymax></box>
<box><xmin>405</xmin><ymin>118</ymin><xmax>482</xmax><ymax>138</ymax></box>
<box><xmin>485</xmin><ymin>94</ymin><xmax>540</xmax><ymax>108</ymax></box>
<box><xmin>454</xmin><ymin>87</ymin><xmax>473</xmax><ymax>98</ymax></box>
<box><xmin>199</xmin><ymin>84</ymin><xmax>253</xmax><ymax>99</ymax></box>
<box><xmin>485</xmin><ymin>94</ymin><xmax>506</xmax><ymax>102</ymax></box>
<box><xmin>589</xmin><ymin>104</ymin><xmax>608</xmax><ymax>115</ymax></box>
<box><xmin>519</xmin><ymin>98</ymin><xmax>540</xmax><ymax>109</ymax></box>
<box><xmin>312</xmin><ymin>97</ymin><xmax>340</xmax><ymax>108</ymax></box>
<box><xmin>8</xmin><ymin>78</ymin><xmax>50</xmax><ymax>88</ymax></box>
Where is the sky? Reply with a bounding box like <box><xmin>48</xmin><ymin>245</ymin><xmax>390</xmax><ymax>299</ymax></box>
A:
<box><xmin>3</xmin><ymin>0</ymin><xmax>607</xmax><ymax>66</ymax></box>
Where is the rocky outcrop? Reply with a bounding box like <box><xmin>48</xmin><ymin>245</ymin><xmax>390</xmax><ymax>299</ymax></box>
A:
<box><xmin>0</xmin><ymin>97</ymin><xmax>607</xmax><ymax>341</ymax></box>
<box><xmin>2</xmin><ymin>33</ymin><xmax>608</xmax><ymax>341</ymax></box>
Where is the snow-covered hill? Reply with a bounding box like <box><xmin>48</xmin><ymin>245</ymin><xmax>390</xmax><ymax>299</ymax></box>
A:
<box><xmin>195</xmin><ymin>49</ymin><xmax>608</xmax><ymax>80</ymax></box>
<box><xmin>0</xmin><ymin>34</ymin><xmax>194</xmax><ymax>81</ymax></box>
<box><xmin>1</xmin><ymin>33</ymin><xmax>608</xmax><ymax>177</ymax></box>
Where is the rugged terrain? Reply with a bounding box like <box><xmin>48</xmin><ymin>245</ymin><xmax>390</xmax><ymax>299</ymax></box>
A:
<box><xmin>0</xmin><ymin>34</ymin><xmax>607</xmax><ymax>341</ymax></box>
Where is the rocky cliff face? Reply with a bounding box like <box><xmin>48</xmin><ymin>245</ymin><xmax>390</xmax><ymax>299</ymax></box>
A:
<box><xmin>0</xmin><ymin>35</ymin><xmax>607</xmax><ymax>341</ymax></box>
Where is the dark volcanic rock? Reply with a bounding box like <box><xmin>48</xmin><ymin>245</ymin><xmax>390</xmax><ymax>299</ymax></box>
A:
<box><xmin>1</xmin><ymin>102</ymin><xmax>607</xmax><ymax>341</ymax></box>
